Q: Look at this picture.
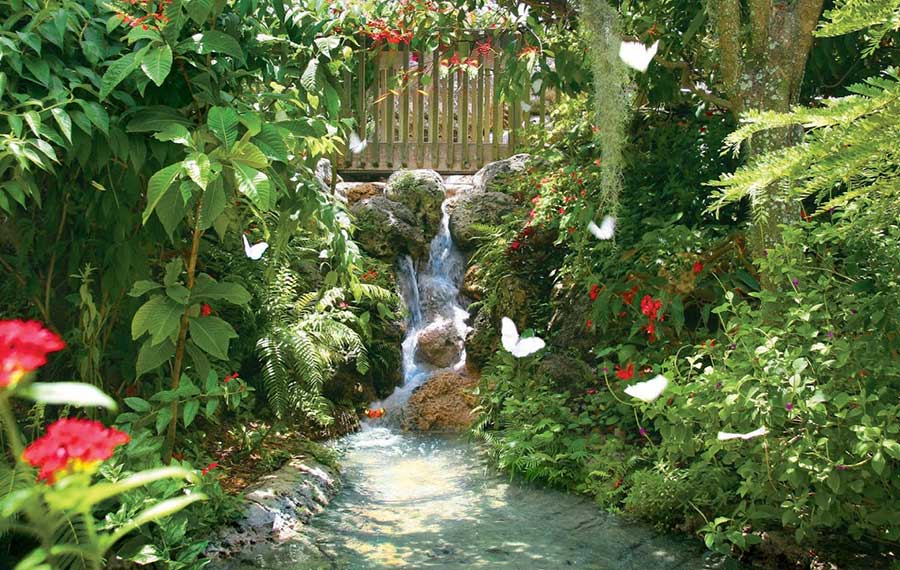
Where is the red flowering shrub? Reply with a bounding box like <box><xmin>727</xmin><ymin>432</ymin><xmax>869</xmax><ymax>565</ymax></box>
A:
<box><xmin>22</xmin><ymin>418</ymin><xmax>130</xmax><ymax>483</ymax></box>
<box><xmin>0</xmin><ymin>320</ymin><xmax>65</xmax><ymax>389</ymax></box>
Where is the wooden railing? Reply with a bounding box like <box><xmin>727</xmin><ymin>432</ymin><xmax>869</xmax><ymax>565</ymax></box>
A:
<box><xmin>338</xmin><ymin>33</ymin><xmax>549</xmax><ymax>174</ymax></box>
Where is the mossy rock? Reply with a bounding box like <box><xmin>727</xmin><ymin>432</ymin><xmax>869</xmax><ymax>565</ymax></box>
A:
<box><xmin>385</xmin><ymin>169</ymin><xmax>445</xmax><ymax>238</ymax></box>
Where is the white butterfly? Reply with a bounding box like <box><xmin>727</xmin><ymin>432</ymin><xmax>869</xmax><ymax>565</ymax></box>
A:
<box><xmin>501</xmin><ymin>317</ymin><xmax>545</xmax><ymax>358</ymax></box>
<box><xmin>242</xmin><ymin>234</ymin><xmax>269</xmax><ymax>260</ymax></box>
<box><xmin>623</xmin><ymin>374</ymin><xmax>668</xmax><ymax>402</ymax></box>
<box><xmin>349</xmin><ymin>131</ymin><xmax>367</xmax><ymax>155</ymax></box>
<box><xmin>587</xmin><ymin>216</ymin><xmax>616</xmax><ymax>240</ymax></box>
<box><xmin>717</xmin><ymin>427</ymin><xmax>768</xmax><ymax>441</ymax></box>
<box><xmin>618</xmin><ymin>40</ymin><xmax>659</xmax><ymax>73</ymax></box>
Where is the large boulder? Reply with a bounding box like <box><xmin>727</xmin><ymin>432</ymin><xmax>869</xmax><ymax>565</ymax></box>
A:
<box><xmin>465</xmin><ymin>308</ymin><xmax>496</xmax><ymax>369</ymax></box>
<box><xmin>448</xmin><ymin>191</ymin><xmax>516</xmax><ymax>251</ymax></box>
<box><xmin>404</xmin><ymin>372</ymin><xmax>479</xmax><ymax>431</ymax></box>
<box><xmin>315</xmin><ymin>158</ymin><xmax>341</xmax><ymax>192</ymax></box>
<box><xmin>536</xmin><ymin>353</ymin><xmax>594</xmax><ymax>393</ymax></box>
<box><xmin>336</xmin><ymin>182</ymin><xmax>383</xmax><ymax>205</ymax></box>
<box><xmin>548</xmin><ymin>280</ymin><xmax>598</xmax><ymax>358</ymax></box>
<box><xmin>473</xmin><ymin>153</ymin><xmax>531</xmax><ymax>193</ymax></box>
<box><xmin>350</xmin><ymin>196</ymin><xmax>427</xmax><ymax>260</ymax></box>
<box><xmin>385</xmin><ymin>169</ymin><xmax>445</xmax><ymax>237</ymax></box>
<box><xmin>415</xmin><ymin>318</ymin><xmax>464</xmax><ymax>369</ymax></box>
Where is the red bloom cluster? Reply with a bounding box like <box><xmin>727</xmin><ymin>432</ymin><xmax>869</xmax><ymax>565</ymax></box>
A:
<box><xmin>640</xmin><ymin>295</ymin><xmax>664</xmax><ymax>342</ymax></box>
<box><xmin>201</xmin><ymin>303</ymin><xmax>212</xmax><ymax>317</ymax></box>
<box><xmin>589</xmin><ymin>284</ymin><xmax>601</xmax><ymax>301</ymax></box>
<box><xmin>202</xmin><ymin>461</ymin><xmax>220</xmax><ymax>476</ymax></box>
<box><xmin>224</xmin><ymin>372</ymin><xmax>239</xmax><ymax>384</ymax></box>
<box><xmin>115</xmin><ymin>0</ymin><xmax>172</xmax><ymax>30</ymax></box>
<box><xmin>621</xmin><ymin>285</ymin><xmax>639</xmax><ymax>305</ymax></box>
<box><xmin>0</xmin><ymin>320</ymin><xmax>65</xmax><ymax>389</ymax></box>
<box><xmin>361</xmin><ymin>269</ymin><xmax>378</xmax><ymax>281</ymax></box>
<box><xmin>22</xmin><ymin>418</ymin><xmax>130</xmax><ymax>484</ymax></box>
<box><xmin>365</xmin><ymin>19</ymin><xmax>412</xmax><ymax>44</ymax></box>
<box><xmin>615</xmin><ymin>363</ymin><xmax>635</xmax><ymax>381</ymax></box>
<box><xmin>474</xmin><ymin>38</ymin><xmax>493</xmax><ymax>56</ymax></box>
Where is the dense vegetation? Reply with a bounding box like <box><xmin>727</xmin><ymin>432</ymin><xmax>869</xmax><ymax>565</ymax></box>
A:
<box><xmin>0</xmin><ymin>0</ymin><xmax>898</xmax><ymax>568</ymax></box>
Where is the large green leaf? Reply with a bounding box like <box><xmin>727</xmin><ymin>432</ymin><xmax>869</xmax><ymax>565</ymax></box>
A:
<box><xmin>301</xmin><ymin>57</ymin><xmax>319</xmax><ymax>91</ymax></box>
<box><xmin>178</xmin><ymin>30</ymin><xmax>244</xmax><ymax>63</ymax></box>
<box><xmin>233</xmin><ymin>163</ymin><xmax>271</xmax><ymax>210</ymax></box>
<box><xmin>127</xmin><ymin>106</ymin><xmax>193</xmax><ymax>132</ymax></box>
<box><xmin>229</xmin><ymin>141</ymin><xmax>268</xmax><ymax>169</ymax></box>
<box><xmin>50</xmin><ymin>108</ymin><xmax>72</xmax><ymax>143</ymax></box>
<box><xmin>198</xmin><ymin>177</ymin><xmax>226</xmax><ymax>230</ymax></box>
<box><xmin>136</xmin><ymin>338</ymin><xmax>175</xmax><ymax>376</ymax></box>
<box><xmin>100</xmin><ymin>50</ymin><xmax>143</xmax><ymax>99</ymax></box>
<box><xmin>183</xmin><ymin>152</ymin><xmax>212</xmax><ymax>189</ymax></box>
<box><xmin>252</xmin><ymin>124</ymin><xmax>288</xmax><ymax>162</ymax></box>
<box><xmin>143</xmin><ymin>162</ymin><xmax>183</xmax><ymax>224</ymax></box>
<box><xmin>188</xmin><ymin>316</ymin><xmax>237</xmax><ymax>360</ymax></box>
<box><xmin>192</xmin><ymin>273</ymin><xmax>251</xmax><ymax>304</ymax></box>
<box><xmin>132</xmin><ymin>295</ymin><xmax>184</xmax><ymax>345</ymax></box>
<box><xmin>141</xmin><ymin>43</ymin><xmax>173</xmax><ymax>86</ymax></box>
<box><xmin>76</xmin><ymin>100</ymin><xmax>110</xmax><ymax>135</ymax></box>
<box><xmin>155</xmin><ymin>179</ymin><xmax>186</xmax><ymax>238</ymax></box>
<box><xmin>206</xmin><ymin>106</ymin><xmax>239</xmax><ymax>149</ymax></box>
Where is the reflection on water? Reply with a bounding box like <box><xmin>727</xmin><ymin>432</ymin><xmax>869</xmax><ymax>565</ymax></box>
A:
<box><xmin>220</xmin><ymin>424</ymin><xmax>722</xmax><ymax>570</ymax></box>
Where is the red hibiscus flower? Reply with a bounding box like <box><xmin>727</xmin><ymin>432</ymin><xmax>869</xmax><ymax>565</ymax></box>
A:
<box><xmin>640</xmin><ymin>295</ymin><xmax>663</xmax><ymax>320</ymax></box>
<box><xmin>22</xmin><ymin>418</ymin><xmax>130</xmax><ymax>483</ymax></box>
<box><xmin>589</xmin><ymin>284</ymin><xmax>601</xmax><ymax>301</ymax></box>
<box><xmin>0</xmin><ymin>320</ymin><xmax>65</xmax><ymax>389</ymax></box>
<box><xmin>201</xmin><ymin>461</ymin><xmax>220</xmax><ymax>476</ymax></box>
<box><xmin>201</xmin><ymin>303</ymin><xmax>212</xmax><ymax>317</ymax></box>
<box><xmin>509</xmin><ymin>240</ymin><xmax>521</xmax><ymax>251</ymax></box>
<box><xmin>615</xmin><ymin>363</ymin><xmax>635</xmax><ymax>381</ymax></box>
<box><xmin>692</xmin><ymin>261</ymin><xmax>703</xmax><ymax>275</ymax></box>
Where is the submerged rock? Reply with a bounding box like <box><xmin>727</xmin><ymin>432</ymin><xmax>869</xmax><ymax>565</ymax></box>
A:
<box><xmin>472</xmin><ymin>153</ymin><xmax>531</xmax><ymax>193</ymax></box>
<box><xmin>415</xmin><ymin>318</ymin><xmax>464</xmax><ymax>369</ymax></box>
<box><xmin>405</xmin><ymin>371</ymin><xmax>479</xmax><ymax>431</ymax></box>
<box><xmin>448</xmin><ymin>191</ymin><xmax>516</xmax><ymax>251</ymax></box>
<box><xmin>385</xmin><ymin>169</ymin><xmax>445</xmax><ymax>237</ymax></box>
<box><xmin>350</xmin><ymin>196</ymin><xmax>427</xmax><ymax>260</ymax></box>
<box><xmin>206</xmin><ymin>457</ymin><xmax>339</xmax><ymax>560</ymax></box>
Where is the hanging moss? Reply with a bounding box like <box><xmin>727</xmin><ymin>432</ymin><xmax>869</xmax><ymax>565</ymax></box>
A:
<box><xmin>581</xmin><ymin>0</ymin><xmax>632</xmax><ymax>218</ymax></box>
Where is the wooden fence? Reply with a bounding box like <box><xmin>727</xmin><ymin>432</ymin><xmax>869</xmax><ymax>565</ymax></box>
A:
<box><xmin>338</xmin><ymin>33</ymin><xmax>549</xmax><ymax>175</ymax></box>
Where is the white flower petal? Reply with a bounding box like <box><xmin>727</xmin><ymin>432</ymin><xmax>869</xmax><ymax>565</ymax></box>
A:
<box><xmin>623</xmin><ymin>374</ymin><xmax>668</xmax><ymax>402</ymax></box>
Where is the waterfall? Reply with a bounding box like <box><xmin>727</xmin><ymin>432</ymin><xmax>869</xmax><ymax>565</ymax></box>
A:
<box><xmin>376</xmin><ymin>197</ymin><xmax>469</xmax><ymax>415</ymax></box>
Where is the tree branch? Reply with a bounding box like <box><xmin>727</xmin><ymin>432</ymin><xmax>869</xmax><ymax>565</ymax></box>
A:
<box><xmin>792</xmin><ymin>0</ymin><xmax>826</xmax><ymax>93</ymax></box>
<box><xmin>716</xmin><ymin>0</ymin><xmax>745</xmax><ymax>112</ymax></box>
<box><xmin>748</xmin><ymin>0</ymin><xmax>771</xmax><ymax>58</ymax></box>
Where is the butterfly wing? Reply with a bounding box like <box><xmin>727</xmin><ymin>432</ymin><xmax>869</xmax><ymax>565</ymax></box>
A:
<box><xmin>501</xmin><ymin>317</ymin><xmax>520</xmax><ymax>354</ymax></box>
<box><xmin>716</xmin><ymin>431</ymin><xmax>741</xmax><ymax>441</ymax></box>
<box><xmin>588</xmin><ymin>216</ymin><xmax>616</xmax><ymax>240</ymax></box>
<box><xmin>618</xmin><ymin>40</ymin><xmax>659</xmax><ymax>72</ymax></box>
<box><xmin>717</xmin><ymin>426</ymin><xmax>767</xmax><ymax>441</ymax></box>
<box><xmin>247</xmin><ymin>241</ymin><xmax>269</xmax><ymax>260</ymax></box>
<box><xmin>349</xmin><ymin>132</ymin><xmax>368</xmax><ymax>155</ymax></box>
<box><xmin>242</xmin><ymin>234</ymin><xmax>252</xmax><ymax>257</ymax></box>
<box><xmin>742</xmin><ymin>426</ymin><xmax>768</xmax><ymax>439</ymax></box>
<box><xmin>512</xmin><ymin>337</ymin><xmax>545</xmax><ymax>358</ymax></box>
<box><xmin>624</xmin><ymin>374</ymin><xmax>668</xmax><ymax>402</ymax></box>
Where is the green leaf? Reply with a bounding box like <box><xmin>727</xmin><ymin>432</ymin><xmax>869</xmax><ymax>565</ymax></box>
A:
<box><xmin>188</xmin><ymin>316</ymin><xmax>237</xmax><ymax>360</ymax></box>
<box><xmin>207</xmin><ymin>106</ymin><xmax>239</xmax><ymax>149</ymax></box>
<box><xmin>20</xmin><ymin>382</ymin><xmax>116</xmax><ymax>410</ymax></box>
<box><xmin>198</xmin><ymin>177</ymin><xmax>226</xmax><ymax>230</ymax></box>
<box><xmin>100</xmin><ymin>50</ymin><xmax>142</xmax><ymax>99</ymax></box>
<box><xmin>164</xmin><ymin>258</ymin><xmax>183</xmax><ymax>287</ymax></box>
<box><xmin>178</xmin><ymin>30</ymin><xmax>244</xmax><ymax>63</ymax></box>
<box><xmin>81</xmin><ymin>467</ymin><xmax>197</xmax><ymax>513</ymax></box>
<box><xmin>253</xmin><ymin>124</ymin><xmax>288</xmax><ymax>162</ymax></box>
<box><xmin>132</xmin><ymin>296</ymin><xmax>183</xmax><ymax>345</ymax></box>
<box><xmin>229</xmin><ymin>142</ymin><xmax>268</xmax><ymax>169</ymax></box>
<box><xmin>23</xmin><ymin>111</ymin><xmax>41</xmax><ymax>137</ymax></box>
<box><xmin>183</xmin><ymin>399</ymin><xmax>200</xmax><ymax>427</ymax></box>
<box><xmin>233</xmin><ymin>163</ymin><xmax>271</xmax><ymax>210</ymax></box>
<box><xmin>124</xmin><ymin>397</ymin><xmax>152</xmax><ymax>413</ymax></box>
<box><xmin>186</xmin><ymin>0</ymin><xmax>215</xmax><ymax>23</ymax></box>
<box><xmin>76</xmin><ymin>100</ymin><xmax>110</xmax><ymax>136</ymax></box>
<box><xmin>155</xmin><ymin>404</ymin><xmax>173</xmax><ymax>435</ymax></box>
<box><xmin>192</xmin><ymin>274</ymin><xmax>251</xmax><ymax>305</ymax></box>
<box><xmin>141</xmin><ymin>44</ymin><xmax>173</xmax><ymax>86</ymax></box>
<box><xmin>129</xmin><ymin>280</ymin><xmax>163</xmax><ymax>297</ymax></box>
<box><xmin>50</xmin><ymin>108</ymin><xmax>72</xmax><ymax>143</ymax></box>
<box><xmin>155</xmin><ymin>180</ymin><xmax>186</xmax><ymax>238</ymax></box>
<box><xmin>143</xmin><ymin>162</ymin><xmax>183</xmax><ymax>224</ymax></box>
<box><xmin>136</xmin><ymin>338</ymin><xmax>175</xmax><ymax>376</ymax></box>
<box><xmin>185</xmin><ymin>341</ymin><xmax>211</xmax><ymax>381</ymax></box>
<box><xmin>183</xmin><ymin>152</ymin><xmax>212</xmax><ymax>189</ymax></box>
<box><xmin>127</xmin><ymin>106</ymin><xmax>192</xmax><ymax>133</ymax></box>
<box><xmin>205</xmin><ymin>398</ymin><xmax>219</xmax><ymax>418</ymax></box>
<box><xmin>301</xmin><ymin>57</ymin><xmax>319</xmax><ymax>92</ymax></box>
<box><xmin>107</xmin><ymin>494</ymin><xmax>208</xmax><ymax>547</ymax></box>
<box><xmin>154</xmin><ymin>124</ymin><xmax>192</xmax><ymax>146</ymax></box>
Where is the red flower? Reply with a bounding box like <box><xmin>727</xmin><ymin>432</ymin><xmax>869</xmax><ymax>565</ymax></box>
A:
<box><xmin>692</xmin><ymin>261</ymin><xmax>703</xmax><ymax>275</ymax></box>
<box><xmin>201</xmin><ymin>303</ymin><xmax>212</xmax><ymax>317</ymax></box>
<box><xmin>589</xmin><ymin>284</ymin><xmax>601</xmax><ymax>301</ymax></box>
<box><xmin>646</xmin><ymin>321</ymin><xmax>656</xmax><ymax>336</ymax></box>
<box><xmin>586</xmin><ymin>388</ymin><xmax>598</xmax><ymax>395</ymax></box>
<box><xmin>557</xmin><ymin>207</ymin><xmax>566</xmax><ymax>215</ymax></box>
<box><xmin>474</xmin><ymin>38</ymin><xmax>492</xmax><ymax>56</ymax></box>
<box><xmin>22</xmin><ymin>418</ymin><xmax>130</xmax><ymax>483</ymax></box>
<box><xmin>224</xmin><ymin>372</ymin><xmax>239</xmax><ymax>384</ymax></box>
<box><xmin>594</xmin><ymin>158</ymin><xmax>602</xmax><ymax>166</ymax></box>
<box><xmin>0</xmin><ymin>320</ymin><xmax>65</xmax><ymax>389</ymax></box>
<box><xmin>531</xmin><ymin>195</ymin><xmax>541</xmax><ymax>204</ymax></box>
<box><xmin>585</xmin><ymin>319</ymin><xmax>593</xmax><ymax>330</ymax></box>
<box><xmin>640</xmin><ymin>295</ymin><xmax>662</xmax><ymax>321</ymax></box>
<box><xmin>509</xmin><ymin>240</ymin><xmax>521</xmax><ymax>251</ymax></box>
<box><xmin>201</xmin><ymin>461</ymin><xmax>220</xmax><ymax>476</ymax></box>
<box><xmin>615</xmin><ymin>363</ymin><xmax>635</xmax><ymax>381</ymax></box>
<box><xmin>365</xmin><ymin>408</ymin><xmax>385</xmax><ymax>419</ymax></box>
<box><xmin>621</xmin><ymin>285</ymin><xmax>639</xmax><ymax>305</ymax></box>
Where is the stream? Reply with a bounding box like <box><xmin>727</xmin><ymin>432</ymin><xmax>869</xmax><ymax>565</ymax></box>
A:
<box><xmin>220</xmin><ymin>190</ymin><xmax>724</xmax><ymax>569</ymax></box>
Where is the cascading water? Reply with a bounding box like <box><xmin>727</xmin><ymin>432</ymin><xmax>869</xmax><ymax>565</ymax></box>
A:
<box><xmin>377</xmin><ymin>198</ymin><xmax>469</xmax><ymax>414</ymax></box>
<box><xmin>213</xmin><ymin>179</ymin><xmax>722</xmax><ymax>570</ymax></box>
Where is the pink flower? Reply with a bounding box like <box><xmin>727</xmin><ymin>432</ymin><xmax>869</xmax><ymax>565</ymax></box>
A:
<box><xmin>23</xmin><ymin>419</ymin><xmax>130</xmax><ymax>483</ymax></box>
<box><xmin>0</xmin><ymin>320</ymin><xmax>65</xmax><ymax>389</ymax></box>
